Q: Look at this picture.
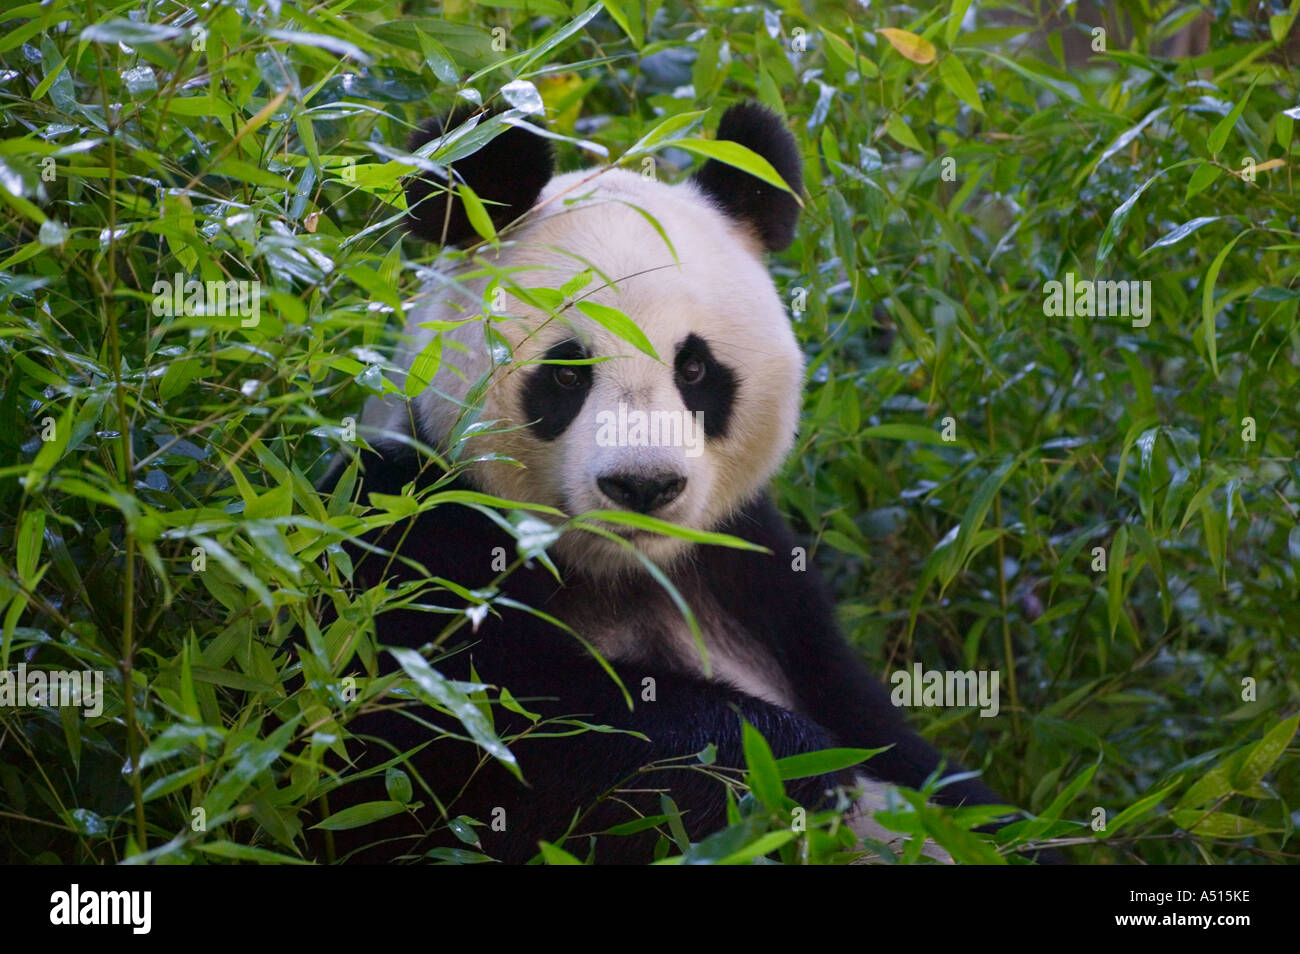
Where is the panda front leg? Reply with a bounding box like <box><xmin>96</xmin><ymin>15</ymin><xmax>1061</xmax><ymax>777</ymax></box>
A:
<box><xmin>437</xmin><ymin>650</ymin><xmax>856</xmax><ymax>863</ymax></box>
<box><xmin>491</xmin><ymin>675</ymin><xmax>957</xmax><ymax>862</ymax></box>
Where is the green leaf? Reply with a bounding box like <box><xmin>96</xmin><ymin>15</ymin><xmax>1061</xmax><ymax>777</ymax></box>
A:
<box><xmin>1096</xmin><ymin>172</ymin><xmax>1158</xmax><ymax>265</ymax></box>
<box><xmin>611</xmin><ymin>200</ymin><xmax>678</xmax><ymax>262</ymax></box>
<box><xmin>404</xmin><ymin>334</ymin><xmax>443</xmax><ymax>397</ymax></box>
<box><xmin>939</xmin><ymin>455</ymin><xmax>1022</xmax><ymax>588</ymax></box>
<box><xmin>1232</xmin><ymin>712</ymin><xmax>1299</xmax><ymax>791</ymax></box>
<box><xmin>938</xmin><ymin>55</ymin><xmax>984</xmax><ymax>114</ymax></box>
<box><xmin>692</xmin><ymin>31</ymin><xmax>719</xmax><ymax>94</ymax></box>
<box><xmin>203</xmin><ymin>719</ymin><xmax>298</xmax><ymax>819</ymax></box>
<box><xmin>575</xmin><ymin>510</ymin><xmax>766</xmax><ymax>551</ymax></box>
<box><xmin>196</xmin><ymin>841</ymin><xmax>311</xmax><ymax>863</ymax></box>
<box><xmin>80</xmin><ymin>19</ymin><xmax>182</xmax><ymax>44</ymax></box>
<box><xmin>389</xmin><ymin>647</ymin><xmax>518</xmax><ymax>774</ymax></box>
<box><xmin>885</xmin><ymin>114</ymin><xmax>925</xmax><ymax>152</ymax></box>
<box><xmin>448</xmin><ymin>816</ymin><xmax>480</xmax><ymax>845</ymax></box>
<box><xmin>426</xmin><ymin>847</ymin><xmax>494</xmax><ymax>864</ymax></box>
<box><xmin>312</xmin><ymin>800</ymin><xmax>408</xmax><ymax>831</ymax></box>
<box><xmin>1020</xmin><ymin>762</ymin><xmax>1097</xmax><ymax>841</ymax></box>
<box><xmin>741</xmin><ymin>720</ymin><xmax>785</xmax><ymax>806</ymax></box>
<box><xmin>821</xmin><ymin>31</ymin><xmax>879</xmax><ymax>79</ymax></box>
<box><xmin>1099</xmin><ymin>782</ymin><xmax>1179</xmax><ymax>837</ymax></box>
<box><xmin>598</xmin><ymin>0</ymin><xmax>643</xmax><ymax>47</ymax></box>
<box><xmin>1115</xmin><ymin>415</ymin><xmax>1157</xmax><ymax>492</ymax></box>
<box><xmin>668</xmin><ymin>138</ymin><xmax>800</xmax><ymax>197</ymax></box>
<box><xmin>919</xmin><ymin>809</ymin><xmax>1006</xmax><ymax>865</ymax></box>
<box><xmin>23</xmin><ymin>400</ymin><xmax>75</xmax><ymax>489</ymax></box>
<box><xmin>1207</xmin><ymin>78</ymin><xmax>1259</xmax><ymax>156</ymax></box>
<box><xmin>623</xmin><ymin>109</ymin><xmax>707</xmax><ymax>156</ymax></box>
<box><xmin>861</xmin><ymin>423</ymin><xmax>963</xmax><ymax>446</ymax></box>
<box><xmin>538</xmin><ymin>840</ymin><xmax>584</xmax><ymax>864</ymax></box>
<box><xmin>1271</xmin><ymin>10</ymin><xmax>1299</xmax><ymax>44</ymax></box>
<box><xmin>1185</xmin><ymin>162</ymin><xmax>1223</xmax><ymax>201</ymax></box>
<box><xmin>559</xmin><ymin>268</ymin><xmax>593</xmax><ymax>298</ymax></box>
<box><xmin>773</xmin><ymin>747</ymin><xmax>888</xmax><ymax>780</ymax></box>
<box><xmin>660</xmin><ymin>794</ymin><xmax>691</xmax><ymax>853</ymax></box>
<box><xmin>458</xmin><ymin>183</ymin><xmax>497</xmax><ymax>241</ymax></box>
<box><xmin>415</xmin><ymin>30</ymin><xmax>459</xmax><ymax>84</ymax></box>
<box><xmin>717</xmin><ymin>829</ymin><xmax>798</xmax><ymax>864</ymax></box>
<box><xmin>1170</xmin><ymin>810</ymin><xmax>1277</xmax><ymax>838</ymax></box>
<box><xmin>515</xmin><ymin>4</ymin><xmax>605</xmax><ymax>73</ymax></box>
<box><xmin>1106</xmin><ymin>523</ymin><xmax>1128</xmax><ymax>639</ymax></box>
<box><xmin>385</xmin><ymin>767</ymin><xmax>413</xmax><ymax>804</ymax></box>
<box><xmin>946</xmin><ymin>0</ymin><xmax>973</xmax><ymax>48</ymax></box>
<box><xmin>16</xmin><ymin>509</ymin><xmax>45</xmax><ymax>582</ymax></box>
<box><xmin>1142</xmin><ymin>216</ymin><xmax>1221</xmax><ymax>255</ymax></box>
<box><xmin>213</xmin><ymin>158</ymin><xmax>294</xmax><ymax>191</ymax></box>
<box><xmin>574</xmin><ymin>300</ymin><xmax>659</xmax><ymax>359</ymax></box>
<box><xmin>1176</xmin><ymin>749</ymin><xmax>1248</xmax><ymax>810</ymax></box>
<box><xmin>263</xmin><ymin>29</ymin><xmax>371</xmax><ymax>64</ymax></box>
<box><xmin>600</xmin><ymin>814</ymin><xmax>673</xmax><ymax>836</ymax></box>
<box><xmin>1201</xmin><ymin>230</ymin><xmax>1248</xmax><ymax>378</ymax></box>
<box><xmin>1096</xmin><ymin>107</ymin><xmax>1168</xmax><ymax>170</ymax></box>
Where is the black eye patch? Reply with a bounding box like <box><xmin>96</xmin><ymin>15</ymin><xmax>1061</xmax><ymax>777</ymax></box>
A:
<box><xmin>521</xmin><ymin>338</ymin><xmax>593</xmax><ymax>441</ymax></box>
<box><xmin>674</xmin><ymin>333</ymin><xmax>737</xmax><ymax>439</ymax></box>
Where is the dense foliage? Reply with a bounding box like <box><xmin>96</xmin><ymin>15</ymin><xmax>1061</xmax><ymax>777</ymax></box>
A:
<box><xmin>1</xmin><ymin>0</ymin><xmax>1297</xmax><ymax>864</ymax></box>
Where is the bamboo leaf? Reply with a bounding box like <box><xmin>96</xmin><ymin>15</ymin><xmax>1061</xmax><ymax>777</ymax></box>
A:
<box><xmin>877</xmin><ymin>28</ymin><xmax>937</xmax><ymax>64</ymax></box>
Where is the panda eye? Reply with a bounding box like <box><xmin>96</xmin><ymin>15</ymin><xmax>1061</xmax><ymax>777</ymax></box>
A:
<box><xmin>552</xmin><ymin>365</ymin><xmax>582</xmax><ymax>389</ymax></box>
<box><xmin>678</xmin><ymin>356</ymin><xmax>706</xmax><ymax>386</ymax></box>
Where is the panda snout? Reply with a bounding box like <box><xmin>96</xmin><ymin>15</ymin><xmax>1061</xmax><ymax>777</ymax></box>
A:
<box><xmin>596</xmin><ymin>473</ymin><xmax>686</xmax><ymax>514</ymax></box>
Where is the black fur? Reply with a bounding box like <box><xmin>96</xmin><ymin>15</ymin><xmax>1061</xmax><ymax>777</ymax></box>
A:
<box><xmin>404</xmin><ymin>102</ymin><xmax>800</xmax><ymax>251</ymax></box>
<box><xmin>674</xmin><ymin>333</ymin><xmax>737</xmax><ymax>440</ymax></box>
<box><xmin>520</xmin><ymin>338</ymin><xmax>593</xmax><ymax>440</ymax></box>
<box><xmin>403</xmin><ymin>107</ymin><xmax>554</xmax><ymax>245</ymax></box>
<box><xmin>314</xmin><ymin>439</ymin><xmax>1005</xmax><ymax>864</ymax></box>
<box><xmin>691</xmin><ymin>102</ymin><xmax>804</xmax><ymax>252</ymax></box>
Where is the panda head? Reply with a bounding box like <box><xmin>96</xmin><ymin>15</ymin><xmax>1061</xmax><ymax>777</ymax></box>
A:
<box><xmin>397</xmin><ymin>103</ymin><xmax>804</xmax><ymax>572</ymax></box>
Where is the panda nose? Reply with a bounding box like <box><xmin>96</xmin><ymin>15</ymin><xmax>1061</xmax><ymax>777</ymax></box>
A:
<box><xmin>597</xmin><ymin>473</ymin><xmax>686</xmax><ymax>514</ymax></box>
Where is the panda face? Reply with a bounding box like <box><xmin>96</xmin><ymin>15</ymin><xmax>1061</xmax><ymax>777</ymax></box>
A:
<box><xmin>386</xmin><ymin>104</ymin><xmax>806</xmax><ymax>574</ymax></box>
<box><xmin>402</xmin><ymin>168</ymin><xmax>803</xmax><ymax>572</ymax></box>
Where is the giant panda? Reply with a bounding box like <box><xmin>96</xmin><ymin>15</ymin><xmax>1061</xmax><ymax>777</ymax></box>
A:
<box><xmin>318</xmin><ymin>102</ymin><xmax>1012</xmax><ymax>864</ymax></box>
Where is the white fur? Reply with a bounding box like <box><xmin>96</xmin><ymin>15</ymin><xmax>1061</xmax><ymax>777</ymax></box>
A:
<box><xmin>566</xmin><ymin>581</ymin><xmax>797</xmax><ymax>710</ymax></box>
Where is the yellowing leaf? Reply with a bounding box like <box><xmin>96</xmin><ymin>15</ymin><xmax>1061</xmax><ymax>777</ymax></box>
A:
<box><xmin>877</xmin><ymin>28</ymin><xmax>936</xmax><ymax>64</ymax></box>
<box><xmin>537</xmin><ymin>72</ymin><xmax>586</xmax><ymax>135</ymax></box>
<box><xmin>822</xmin><ymin>30</ymin><xmax>880</xmax><ymax>78</ymax></box>
<box><xmin>1246</xmin><ymin>158</ymin><xmax>1285</xmax><ymax>175</ymax></box>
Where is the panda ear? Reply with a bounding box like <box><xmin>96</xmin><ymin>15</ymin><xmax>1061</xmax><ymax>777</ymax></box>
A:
<box><xmin>403</xmin><ymin>107</ymin><xmax>554</xmax><ymax>246</ymax></box>
<box><xmin>690</xmin><ymin>102</ymin><xmax>803</xmax><ymax>252</ymax></box>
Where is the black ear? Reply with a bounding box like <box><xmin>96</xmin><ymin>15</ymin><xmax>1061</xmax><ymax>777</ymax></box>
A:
<box><xmin>690</xmin><ymin>102</ymin><xmax>803</xmax><ymax>252</ymax></box>
<box><xmin>403</xmin><ymin>107</ymin><xmax>554</xmax><ymax>245</ymax></box>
